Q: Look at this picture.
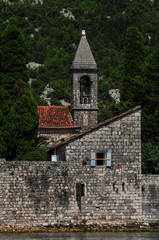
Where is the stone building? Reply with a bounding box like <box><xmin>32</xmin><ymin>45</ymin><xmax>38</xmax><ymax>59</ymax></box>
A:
<box><xmin>0</xmin><ymin>104</ymin><xmax>159</xmax><ymax>227</ymax></box>
<box><xmin>0</xmin><ymin>31</ymin><xmax>159</xmax><ymax>228</ymax></box>
<box><xmin>38</xmin><ymin>30</ymin><xmax>98</xmax><ymax>142</ymax></box>
<box><xmin>0</xmin><ymin>106</ymin><xmax>144</xmax><ymax>227</ymax></box>
<box><xmin>49</xmin><ymin>106</ymin><xmax>142</xmax><ymax>224</ymax></box>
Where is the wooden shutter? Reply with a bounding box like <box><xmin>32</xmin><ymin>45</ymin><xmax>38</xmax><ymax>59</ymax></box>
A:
<box><xmin>91</xmin><ymin>152</ymin><xmax>96</xmax><ymax>167</ymax></box>
<box><xmin>107</xmin><ymin>152</ymin><xmax>111</xmax><ymax>167</ymax></box>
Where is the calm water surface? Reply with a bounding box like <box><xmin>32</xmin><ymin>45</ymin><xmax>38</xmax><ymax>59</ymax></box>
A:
<box><xmin>0</xmin><ymin>232</ymin><xmax>159</xmax><ymax>240</ymax></box>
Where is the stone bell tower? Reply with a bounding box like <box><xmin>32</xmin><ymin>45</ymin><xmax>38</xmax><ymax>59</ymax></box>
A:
<box><xmin>70</xmin><ymin>30</ymin><xmax>98</xmax><ymax>129</ymax></box>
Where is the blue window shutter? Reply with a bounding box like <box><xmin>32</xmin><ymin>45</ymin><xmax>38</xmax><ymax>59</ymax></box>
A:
<box><xmin>91</xmin><ymin>152</ymin><xmax>96</xmax><ymax>167</ymax></box>
<box><xmin>107</xmin><ymin>152</ymin><xmax>111</xmax><ymax>167</ymax></box>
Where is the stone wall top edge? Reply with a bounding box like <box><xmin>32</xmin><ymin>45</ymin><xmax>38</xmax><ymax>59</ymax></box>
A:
<box><xmin>142</xmin><ymin>174</ymin><xmax>159</xmax><ymax>181</ymax></box>
<box><xmin>0</xmin><ymin>161</ymin><xmax>66</xmax><ymax>166</ymax></box>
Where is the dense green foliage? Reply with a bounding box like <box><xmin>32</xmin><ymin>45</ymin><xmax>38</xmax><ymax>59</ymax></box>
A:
<box><xmin>113</xmin><ymin>26</ymin><xmax>159</xmax><ymax>173</ymax></box>
<box><xmin>0</xmin><ymin>18</ymin><xmax>47</xmax><ymax>161</ymax></box>
<box><xmin>1</xmin><ymin>18</ymin><xmax>28</xmax><ymax>94</ymax></box>
<box><xmin>140</xmin><ymin>49</ymin><xmax>159</xmax><ymax>173</ymax></box>
<box><xmin>0</xmin><ymin>1</ymin><xmax>159</xmax><ymax>170</ymax></box>
<box><xmin>122</xmin><ymin>27</ymin><xmax>145</xmax><ymax>102</ymax></box>
<box><xmin>142</xmin><ymin>142</ymin><xmax>159</xmax><ymax>174</ymax></box>
<box><xmin>0</xmin><ymin>0</ymin><xmax>158</xmax><ymax>112</ymax></box>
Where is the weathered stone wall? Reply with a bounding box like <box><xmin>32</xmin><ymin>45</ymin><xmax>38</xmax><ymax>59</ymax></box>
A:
<box><xmin>63</xmin><ymin>108</ymin><xmax>142</xmax><ymax>225</ymax></box>
<box><xmin>0</xmin><ymin>109</ymin><xmax>144</xmax><ymax>227</ymax></box>
<box><xmin>72</xmin><ymin>110</ymin><xmax>98</xmax><ymax>129</ymax></box>
<box><xmin>38</xmin><ymin>128</ymin><xmax>75</xmax><ymax>143</ymax></box>
<box><xmin>0</xmin><ymin>161</ymin><xmax>73</xmax><ymax>227</ymax></box>
<box><xmin>70</xmin><ymin>70</ymin><xmax>98</xmax><ymax>129</ymax></box>
<box><xmin>142</xmin><ymin>175</ymin><xmax>159</xmax><ymax>224</ymax></box>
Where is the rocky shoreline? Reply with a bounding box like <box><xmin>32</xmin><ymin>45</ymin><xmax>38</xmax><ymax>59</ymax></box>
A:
<box><xmin>0</xmin><ymin>225</ymin><xmax>159</xmax><ymax>234</ymax></box>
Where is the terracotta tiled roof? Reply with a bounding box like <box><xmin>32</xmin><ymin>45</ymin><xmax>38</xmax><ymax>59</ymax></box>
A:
<box><xmin>51</xmin><ymin>106</ymin><xmax>141</xmax><ymax>149</ymax></box>
<box><xmin>38</xmin><ymin>106</ymin><xmax>76</xmax><ymax>127</ymax></box>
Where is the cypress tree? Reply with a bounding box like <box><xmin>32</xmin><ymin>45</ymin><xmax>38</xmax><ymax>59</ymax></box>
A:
<box><xmin>124</xmin><ymin>26</ymin><xmax>145</xmax><ymax>77</ymax></box>
<box><xmin>1</xmin><ymin>18</ymin><xmax>28</xmax><ymax>94</ymax></box>
<box><xmin>142</xmin><ymin>49</ymin><xmax>159</xmax><ymax>143</ymax></box>
<box><xmin>0</xmin><ymin>17</ymin><xmax>46</xmax><ymax>160</ymax></box>
<box><xmin>0</xmin><ymin>87</ymin><xmax>15</xmax><ymax>158</ymax></box>
<box><xmin>121</xmin><ymin>26</ymin><xmax>145</xmax><ymax>102</ymax></box>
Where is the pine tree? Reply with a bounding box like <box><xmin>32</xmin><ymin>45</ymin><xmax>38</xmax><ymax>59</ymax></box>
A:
<box><xmin>0</xmin><ymin>18</ymin><xmax>46</xmax><ymax>160</ymax></box>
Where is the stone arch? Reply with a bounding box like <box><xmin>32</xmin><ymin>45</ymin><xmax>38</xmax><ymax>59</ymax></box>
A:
<box><xmin>80</xmin><ymin>75</ymin><xmax>91</xmax><ymax>104</ymax></box>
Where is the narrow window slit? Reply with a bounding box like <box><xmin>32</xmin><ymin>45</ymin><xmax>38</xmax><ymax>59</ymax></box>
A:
<box><xmin>122</xmin><ymin>182</ymin><xmax>125</xmax><ymax>192</ymax></box>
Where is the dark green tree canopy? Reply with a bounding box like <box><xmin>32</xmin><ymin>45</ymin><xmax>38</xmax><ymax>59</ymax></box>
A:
<box><xmin>124</xmin><ymin>26</ymin><xmax>145</xmax><ymax>77</ymax></box>
<box><xmin>142</xmin><ymin>49</ymin><xmax>159</xmax><ymax>143</ymax></box>
<box><xmin>0</xmin><ymin>17</ymin><xmax>46</xmax><ymax>161</ymax></box>
<box><xmin>121</xmin><ymin>27</ymin><xmax>146</xmax><ymax>103</ymax></box>
<box><xmin>1</xmin><ymin>18</ymin><xmax>28</xmax><ymax>94</ymax></box>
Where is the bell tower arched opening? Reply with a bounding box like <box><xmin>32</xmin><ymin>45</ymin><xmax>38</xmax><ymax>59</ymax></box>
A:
<box><xmin>80</xmin><ymin>75</ymin><xmax>91</xmax><ymax>104</ymax></box>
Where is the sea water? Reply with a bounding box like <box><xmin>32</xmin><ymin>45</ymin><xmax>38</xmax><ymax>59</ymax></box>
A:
<box><xmin>0</xmin><ymin>232</ymin><xmax>159</xmax><ymax>240</ymax></box>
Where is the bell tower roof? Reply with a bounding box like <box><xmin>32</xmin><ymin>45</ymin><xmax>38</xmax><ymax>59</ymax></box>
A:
<box><xmin>71</xmin><ymin>30</ymin><xmax>97</xmax><ymax>69</ymax></box>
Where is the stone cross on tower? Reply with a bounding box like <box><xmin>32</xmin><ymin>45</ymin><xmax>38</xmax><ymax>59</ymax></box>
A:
<box><xmin>70</xmin><ymin>30</ymin><xmax>98</xmax><ymax>129</ymax></box>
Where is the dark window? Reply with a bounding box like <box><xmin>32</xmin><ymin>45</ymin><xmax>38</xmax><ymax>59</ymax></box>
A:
<box><xmin>96</xmin><ymin>152</ymin><xmax>105</xmax><ymax>166</ymax></box>
<box><xmin>76</xmin><ymin>183</ymin><xmax>85</xmax><ymax>201</ymax></box>
<box><xmin>122</xmin><ymin>182</ymin><xmax>125</xmax><ymax>192</ymax></box>
<box><xmin>76</xmin><ymin>183</ymin><xmax>84</xmax><ymax>212</ymax></box>
<box><xmin>81</xmin><ymin>184</ymin><xmax>85</xmax><ymax>196</ymax></box>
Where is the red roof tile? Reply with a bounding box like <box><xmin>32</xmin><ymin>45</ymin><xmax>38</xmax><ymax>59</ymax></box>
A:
<box><xmin>38</xmin><ymin>106</ymin><xmax>76</xmax><ymax>127</ymax></box>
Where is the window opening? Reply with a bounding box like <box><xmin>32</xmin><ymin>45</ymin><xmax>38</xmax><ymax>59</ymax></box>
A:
<box><xmin>80</xmin><ymin>75</ymin><xmax>91</xmax><ymax>104</ymax></box>
<box><xmin>113</xmin><ymin>183</ymin><xmax>115</xmax><ymax>191</ymax></box>
<box><xmin>81</xmin><ymin>184</ymin><xmax>85</xmax><ymax>196</ymax></box>
<box><xmin>90</xmin><ymin>152</ymin><xmax>112</xmax><ymax>167</ymax></box>
<box><xmin>96</xmin><ymin>152</ymin><xmax>105</xmax><ymax>166</ymax></box>
<box><xmin>122</xmin><ymin>182</ymin><xmax>125</xmax><ymax>192</ymax></box>
<box><xmin>84</xmin><ymin>97</ymin><xmax>88</xmax><ymax>104</ymax></box>
<box><xmin>76</xmin><ymin>183</ymin><xmax>85</xmax><ymax>212</ymax></box>
<box><xmin>76</xmin><ymin>183</ymin><xmax>85</xmax><ymax>199</ymax></box>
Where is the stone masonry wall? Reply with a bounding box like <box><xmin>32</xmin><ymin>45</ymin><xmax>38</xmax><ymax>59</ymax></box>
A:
<box><xmin>38</xmin><ymin>128</ymin><xmax>75</xmax><ymax>144</ymax></box>
<box><xmin>63</xmin><ymin>109</ymin><xmax>142</xmax><ymax>225</ymax></box>
<box><xmin>73</xmin><ymin>110</ymin><xmax>98</xmax><ymax>129</ymax></box>
<box><xmin>0</xmin><ymin>109</ymin><xmax>144</xmax><ymax>227</ymax></box>
<box><xmin>142</xmin><ymin>175</ymin><xmax>159</xmax><ymax>224</ymax></box>
<box><xmin>0</xmin><ymin>161</ymin><xmax>74</xmax><ymax>227</ymax></box>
